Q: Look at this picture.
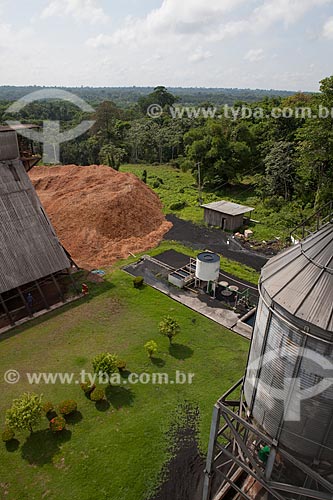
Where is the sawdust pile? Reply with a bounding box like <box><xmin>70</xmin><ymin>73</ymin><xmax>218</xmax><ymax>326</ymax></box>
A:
<box><xmin>29</xmin><ymin>165</ymin><xmax>172</xmax><ymax>269</ymax></box>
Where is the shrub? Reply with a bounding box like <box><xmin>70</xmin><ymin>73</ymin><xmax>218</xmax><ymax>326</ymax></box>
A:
<box><xmin>169</xmin><ymin>201</ymin><xmax>187</xmax><ymax>211</ymax></box>
<box><xmin>80</xmin><ymin>382</ymin><xmax>96</xmax><ymax>395</ymax></box>
<box><xmin>117</xmin><ymin>359</ymin><xmax>127</xmax><ymax>371</ymax></box>
<box><xmin>6</xmin><ymin>393</ymin><xmax>43</xmax><ymax>434</ymax></box>
<box><xmin>2</xmin><ymin>428</ymin><xmax>15</xmax><ymax>442</ymax></box>
<box><xmin>58</xmin><ymin>400</ymin><xmax>77</xmax><ymax>416</ymax></box>
<box><xmin>144</xmin><ymin>340</ymin><xmax>158</xmax><ymax>358</ymax></box>
<box><xmin>133</xmin><ymin>276</ymin><xmax>144</xmax><ymax>289</ymax></box>
<box><xmin>90</xmin><ymin>388</ymin><xmax>105</xmax><ymax>402</ymax></box>
<box><xmin>50</xmin><ymin>416</ymin><xmax>66</xmax><ymax>433</ymax></box>
<box><xmin>92</xmin><ymin>352</ymin><xmax>118</xmax><ymax>382</ymax></box>
<box><xmin>42</xmin><ymin>402</ymin><xmax>54</xmax><ymax>415</ymax></box>
<box><xmin>159</xmin><ymin>316</ymin><xmax>180</xmax><ymax>344</ymax></box>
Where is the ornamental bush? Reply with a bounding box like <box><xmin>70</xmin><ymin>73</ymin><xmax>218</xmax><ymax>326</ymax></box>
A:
<box><xmin>90</xmin><ymin>388</ymin><xmax>105</xmax><ymax>402</ymax></box>
<box><xmin>49</xmin><ymin>416</ymin><xmax>66</xmax><ymax>433</ymax></box>
<box><xmin>92</xmin><ymin>352</ymin><xmax>118</xmax><ymax>382</ymax></box>
<box><xmin>6</xmin><ymin>393</ymin><xmax>43</xmax><ymax>434</ymax></box>
<box><xmin>80</xmin><ymin>382</ymin><xmax>96</xmax><ymax>396</ymax></box>
<box><xmin>2</xmin><ymin>428</ymin><xmax>15</xmax><ymax>442</ymax></box>
<box><xmin>144</xmin><ymin>340</ymin><xmax>158</xmax><ymax>358</ymax></box>
<box><xmin>116</xmin><ymin>359</ymin><xmax>127</xmax><ymax>371</ymax></box>
<box><xmin>159</xmin><ymin>316</ymin><xmax>180</xmax><ymax>344</ymax></box>
<box><xmin>42</xmin><ymin>402</ymin><xmax>54</xmax><ymax>415</ymax></box>
<box><xmin>133</xmin><ymin>276</ymin><xmax>144</xmax><ymax>289</ymax></box>
<box><xmin>58</xmin><ymin>400</ymin><xmax>77</xmax><ymax>416</ymax></box>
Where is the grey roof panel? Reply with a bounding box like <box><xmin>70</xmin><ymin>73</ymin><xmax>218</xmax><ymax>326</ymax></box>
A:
<box><xmin>260</xmin><ymin>223</ymin><xmax>333</xmax><ymax>336</ymax></box>
<box><xmin>201</xmin><ymin>200</ymin><xmax>254</xmax><ymax>216</ymax></box>
<box><xmin>0</xmin><ymin>158</ymin><xmax>71</xmax><ymax>293</ymax></box>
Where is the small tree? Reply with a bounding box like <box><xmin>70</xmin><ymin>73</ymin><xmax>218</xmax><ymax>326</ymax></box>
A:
<box><xmin>159</xmin><ymin>316</ymin><xmax>180</xmax><ymax>345</ymax></box>
<box><xmin>92</xmin><ymin>352</ymin><xmax>118</xmax><ymax>383</ymax></box>
<box><xmin>145</xmin><ymin>340</ymin><xmax>158</xmax><ymax>358</ymax></box>
<box><xmin>6</xmin><ymin>393</ymin><xmax>43</xmax><ymax>434</ymax></box>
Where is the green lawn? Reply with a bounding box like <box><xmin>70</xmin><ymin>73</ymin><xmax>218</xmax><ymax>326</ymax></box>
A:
<box><xmin>0</xmin><ymin>251</ymin><xmax>249</xmax><ymax>500</ymax></box>
<box><xmin>121</xmin><ymin>164</ymin><xmax>309</xmax><ymax>242</ymax></box>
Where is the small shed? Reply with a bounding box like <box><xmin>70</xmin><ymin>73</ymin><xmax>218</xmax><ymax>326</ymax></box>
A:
<box><xmin>201</xmin><ymin>200</ymin><xmax>254</xmax><ymax>231</ymax></box>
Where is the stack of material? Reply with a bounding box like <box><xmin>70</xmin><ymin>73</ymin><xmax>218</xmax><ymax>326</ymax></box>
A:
<box><xmin>29</xmin><ymin>165</ymin><xmax>172</xmax><ymax>269</ymax></box>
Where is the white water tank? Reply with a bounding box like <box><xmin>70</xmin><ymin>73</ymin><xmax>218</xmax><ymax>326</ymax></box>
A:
<box><xmin>196</xmin><ymin>252</ymin><xmax>220</xmax><ymax>282</ymax></box>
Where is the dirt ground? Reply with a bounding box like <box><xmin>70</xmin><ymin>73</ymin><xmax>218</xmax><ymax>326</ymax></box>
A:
<box><xmin>29</xmin><ymin>165</ymin><xmax>172</xmax><ymax>269</ymax></box>
<box><xmin>149</xmin><ymin>402</ymin><xmax>205</xmax><ymax>500</ymax></box>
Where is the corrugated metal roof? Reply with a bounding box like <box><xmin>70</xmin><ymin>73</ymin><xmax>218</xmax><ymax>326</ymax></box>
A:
<box><xmin>0</xmin><ymin>158</ymin><xmax>71</xmax><ymax>293</ymax></box>
<box><xmin>0</xmin><ymin>124</ymin><xmax>39</xmax><ymax>133</ymax></box>
<box><xmin>260</xmin><ymin>223</ymin><xmax>333</xmax><ymax>336</ymax></box>
<box><xmin>201</xmin><ymin>200</ymin><xmax>254</xmax><ymax>216</ymax></box>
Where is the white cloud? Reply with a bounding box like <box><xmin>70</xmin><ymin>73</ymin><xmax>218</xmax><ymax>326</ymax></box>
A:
<box><xmin>253</xmin><ymin>0</ymin><xmax>332</xmax><ymax>28</ymax></box>
<box><xmin>244</xmin><ymin>48</ymin><xmax>265</xmax><ymax>62</ymax></box>
<box><xmin>323</xmin><ymin>16</ymin><xmax>333</xmax><ymax>38</ymax></box>
<box><xmin>0</xmin><ymin>22</ymin><xmax>33</xmax><ymax>49</ymax></box>
<box><xmin>86</xmin><ymin>33</ymin><xmax>113</xmax><ymax>48</ymax></box>
<box><xmin>189</xmin><ymin>47</ymin><xmax>212</xmax><ymax>63</ymax></box>
<box><xmin>41</xmin><ymin>0</ymin><xmax>109</xmax><ymax>24</ymax></box>
<box><xmin>87</xmin><ymin>0</ymin><xmax>333</xmax><ymax>49</ymax></box>
<box><xmin>87</xmin><ymin>0</ymin><xmax>248</xmax><ymax>47</ymax></box>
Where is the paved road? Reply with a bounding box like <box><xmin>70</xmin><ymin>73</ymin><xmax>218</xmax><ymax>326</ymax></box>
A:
<box><xmin>164</xmin><ymin>214</ymin><xmax>268</xmax><ymax>272</ymax></box>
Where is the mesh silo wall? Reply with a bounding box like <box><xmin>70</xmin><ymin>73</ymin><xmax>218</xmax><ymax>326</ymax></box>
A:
<box><xmin>244</xmin><ymin>297</ymin><xmax>333</xmax><ymax>461</ymax></box>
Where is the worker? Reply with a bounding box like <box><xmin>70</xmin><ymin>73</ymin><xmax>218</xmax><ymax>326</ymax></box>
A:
<box><xmin>26</xmin><ymin>292</ymin><xmax>34</xmax><ymax>313</ymax></box>
<box><xmin>258</xmin><ymin>445</ymin><xmax>271</xmax><ymax>464</ymax></box>
<box><xmin>81</xmin><ymin>283</ymin><xmax>89</xmax><ymax>296</ymax></box>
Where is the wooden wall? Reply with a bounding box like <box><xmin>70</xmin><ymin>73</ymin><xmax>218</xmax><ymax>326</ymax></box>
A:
<box><xmin>203</xmin><ymin>208</ymin><xmax>244</xmax><ymax>231</ymax></box>
<box><xmin>0</xmin><ymin>158</ymin><xmax>71</xmax><ymax>294</ymax></box>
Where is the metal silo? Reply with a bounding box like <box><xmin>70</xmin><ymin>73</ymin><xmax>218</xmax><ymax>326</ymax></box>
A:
<box><xmin>203</xmin><ymin>221</ymin><xmax>333</xmax><ymax>500</ymax></box>
<box><xmin>244</xmin><ymin>222</ymin><xmax>333</xmax><ymax>461</ymax></box>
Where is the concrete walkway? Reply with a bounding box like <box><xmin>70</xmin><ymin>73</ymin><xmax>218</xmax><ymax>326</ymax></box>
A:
<box><xmin>124</xmin><ymin>256</ymin><xmax>253</xmax><ymax>340</ymax></box>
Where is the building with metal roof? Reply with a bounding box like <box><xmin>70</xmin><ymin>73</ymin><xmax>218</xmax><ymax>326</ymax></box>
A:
<box><xmin>201</xmin><ymin>200</ymin><xmax>254</xmax><ymax>231</ymax></box>
<box><xmin>0</xmin><ymin>128</ymin><xmax>75</xmax><ymax>330</ymax></box>
<box><xmin>0</xmin><ymin>124</ymin><xmax>40</xmax><ymax>171</ymax></box>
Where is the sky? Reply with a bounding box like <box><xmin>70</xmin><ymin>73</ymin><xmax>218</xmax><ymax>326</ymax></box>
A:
<box><xmin>0</xmin><ymin>0</ymin><xmax>333</xmax><ymax>91</ymax></box>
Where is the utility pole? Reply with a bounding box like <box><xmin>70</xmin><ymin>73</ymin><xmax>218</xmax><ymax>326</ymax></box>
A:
<box><xmin>197</xmin><ymin>161</ymin><xmax>203</xmax><ymax>205</ymax></box>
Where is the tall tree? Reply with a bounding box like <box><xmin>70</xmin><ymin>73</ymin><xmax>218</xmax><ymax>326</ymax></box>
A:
<box><xmin>264</xmin><ymin>141</ymin><xmax>295</xmax><ymax>201</ymax></box>
<box><xmin>296</xmin><ymin>76</ymin><xmax>333</xmax><ymax>206</ymax></box>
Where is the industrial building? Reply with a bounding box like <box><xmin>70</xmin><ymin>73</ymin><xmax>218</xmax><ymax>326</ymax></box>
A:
<box><xmin>0</xmin><ymin>126</ymin><xmax>77</xmax><ymax>330</ymax></box>
<box><xmin>203</xmin><ymin>221</ymin><xmax>333</xmax><ymax>500</ymax></box>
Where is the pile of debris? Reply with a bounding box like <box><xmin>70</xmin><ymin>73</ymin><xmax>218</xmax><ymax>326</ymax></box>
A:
<box><xmin>234</xmin><ymin>231</ymin><xmax>283</xmax><ymax>256</ymax></box>
<box><xmin>29</xmin><ymin>165</ymin><xmax>172</xmax><ymax>269</ymax></box>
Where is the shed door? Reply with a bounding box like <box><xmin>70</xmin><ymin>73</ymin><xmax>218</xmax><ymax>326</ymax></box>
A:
<box><xmin>221</xmin><ymin>216</ymin><xmax>226</xmax><ymax>230</ymax></box>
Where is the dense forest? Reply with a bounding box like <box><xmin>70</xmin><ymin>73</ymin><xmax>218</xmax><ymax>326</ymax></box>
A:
<box><xmin>0</xmin><ymin>77</ymin><xmax>332</xmax><ymax>213</ymax></box>
<box><xmin>0</xmin><ymin>86</ymin><xmax>297</xmax><ymax>106</ymax></box>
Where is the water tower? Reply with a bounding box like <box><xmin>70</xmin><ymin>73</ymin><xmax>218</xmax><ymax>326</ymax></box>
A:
<box><xmin>203</xmin><ymin>221</ymin><xmax>333</xmax><ymax>500</ymax></box>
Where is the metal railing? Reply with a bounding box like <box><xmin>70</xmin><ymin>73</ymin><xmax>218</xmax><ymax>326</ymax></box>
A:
<box><xmin>290</xmin><ymin>200</ymin><xmax>333</xmax><ymax>242</ymax></box>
